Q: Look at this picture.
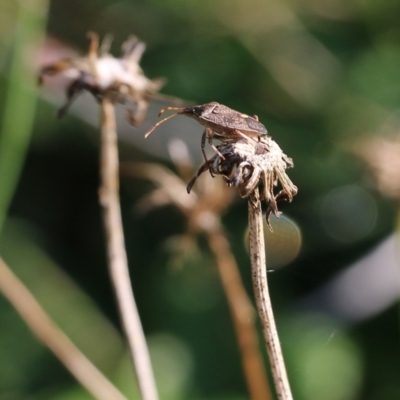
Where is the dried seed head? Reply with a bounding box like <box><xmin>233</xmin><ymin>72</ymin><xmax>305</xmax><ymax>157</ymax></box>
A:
<box><xmin>188</xmin><ymin>136</ymin><xmax>297</xmax><ymax>227</ymax></box>
<box><xmin>39</xmin><ymin>32</ymin><xmax>168</xmax><ymax>126</ymax></box>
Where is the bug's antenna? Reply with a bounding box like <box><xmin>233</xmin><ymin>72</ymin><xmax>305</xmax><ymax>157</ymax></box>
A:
<box><xmin>144</xmin><ymin>106</ymin><xmax>184</xmax><ymax>138</ymax></box>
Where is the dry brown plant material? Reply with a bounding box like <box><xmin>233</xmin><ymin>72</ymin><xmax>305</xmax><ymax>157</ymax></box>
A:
<box><xmin>100</xmin><ymin>98</ymin><xmax>159</xmax><ymax>400</ymax></box>
<box><xmin>145</xmin><ymin>104</ymin><xmax>297</xmax><ymax>400</ymax></box>
<box><xmin>248</xmin><ymin>190</ymin><xmax>293</xmax><ymax>400</ymax></box>
<box><xmin>39</xmin><ymin>32</ymin><xmax>165</xmax><ymax>125</ymax></box>
<box><xmin>121</xmin><ymin>138</ymin><xmax>273</xmax><ymax>400</ymax></box>
<box><xmin>0</xmin><ymin>257</ymin><xmax>128</xmax><ymax>400</ymax></box>
<box><xmin>40</xmin><ymin>32</ymin><xmax>160</xmax><ymax>400</ymax></box>
<box><xmin>188</xmin><ymin>136</ymin><xmax>297</xmax><ymax>228</ymax></box>
<box><xmin>192</xmin><ymin>136</ymin><xmax>296</xmax><ymax>400</ymax></box>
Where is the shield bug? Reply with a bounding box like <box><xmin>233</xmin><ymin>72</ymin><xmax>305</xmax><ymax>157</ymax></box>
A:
<box><xmin>144</xmin><ymin>102</ymin><xmax>269</xmax><ymax>163</ymax></box>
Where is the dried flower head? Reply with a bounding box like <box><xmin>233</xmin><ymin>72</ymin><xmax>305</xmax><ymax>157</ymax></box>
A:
<box><xmin>187</xmin><ymin>136</ymin><xmax>298</xmax><ymax>227</ymax></box>
<box><xmin>39</xmin><ymin>32</ymin><xmax>166</xmax><ymax>125</ymax></box>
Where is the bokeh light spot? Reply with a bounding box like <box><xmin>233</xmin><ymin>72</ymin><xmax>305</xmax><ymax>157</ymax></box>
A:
<box><xmin>244</xmin><ymin>214</ymin><xmax>302</xmax><ymax>270</ymax></box>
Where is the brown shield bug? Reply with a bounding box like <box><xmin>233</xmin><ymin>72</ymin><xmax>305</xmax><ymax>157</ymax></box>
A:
<box><xmin>144</xmin><ymin>102</ymin><xmax>269</xmax><ymax>163</ymax></box>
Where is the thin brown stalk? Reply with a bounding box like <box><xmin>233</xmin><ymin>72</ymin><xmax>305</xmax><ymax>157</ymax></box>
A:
<box><xmin>248</xmin><ymin>190</ymin><xmax>293</xmax><ymax>400</ymax></box>
<box><xmin>0</xmin><ymin>256</ymin><xmax>128</xmax><ymax>400</ymax></box>
<box><xmin>205</xmin><ymin>222</ymin><xmax>273</xmax><ymax>400</ymax></box>
<box><xmin>99</xmin><ymin>97</ymin><xmax>159</xmax><ymax>400</ymax></box>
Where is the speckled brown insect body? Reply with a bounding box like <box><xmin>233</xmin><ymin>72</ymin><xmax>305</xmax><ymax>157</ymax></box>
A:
<box><xmin>145</xmin><ymin>101</ymin><xmax>269</xmax><ymax>163</ymax></box>
<box><xmin>181</xmin><ymin>102</ymin><xmax>268</xmax><ymax>137</ymax></box>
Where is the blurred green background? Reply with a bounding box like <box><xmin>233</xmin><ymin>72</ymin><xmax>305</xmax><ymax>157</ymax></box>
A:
<box><xmin>1</xmin><ymin>0</ymin><xmax>400</xmax><ymax>399</ymax></box>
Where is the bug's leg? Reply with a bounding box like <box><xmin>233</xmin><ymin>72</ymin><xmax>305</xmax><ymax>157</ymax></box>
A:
<box><xmin>201</xmin><ymin>129</ymin><xmax>209</xmax><ymax>163</ymax></box>
<box><xmin>251</xmin><ymin>115</ymin><xmax>269</xmax><ymax>141</ymax></box>
<box><xmin>186</xmin><ymin>159</ymin><xmax>213</xmax><ymax>193</ymax></box>
<box><xmin>206</xmin><ymin>129</ymin><xmax>225</xmax><ymax>159</ymax></box>
<box><xmin>236</xmin><ymin>129</ymin><xmax>270</xmax><ymax>153</ymax></box>
<box><xmin>200</xmin><ymin>128</ymin><xmax>215</xmax><ymax>177</ymax></box>
<box><xmin>235</xmin><ymin>129</ymin><xmax>269</xmax><ymax>153</ymax></box>
<box><xmin>235</xmin><ymin>130</ymin><xmax>257</xmax><ymax>144</ymax></box>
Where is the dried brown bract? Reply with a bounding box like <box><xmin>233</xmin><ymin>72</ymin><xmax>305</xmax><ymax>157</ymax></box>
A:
<box><xmin>39</xmin><ymin>32</ymin><xmax>165</xmax><ymax>126</ymax></box>
<box><xmin>121</xmin><ymin>139</ymin><xmax>236</xmax><ymax>263</ymax></box>
<box><xmin>187</xmin><ymin>136</ymin><xmax>298</xmax><ymax>227</ymax></box>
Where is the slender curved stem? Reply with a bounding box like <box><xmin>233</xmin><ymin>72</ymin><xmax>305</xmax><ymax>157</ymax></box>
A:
<box><xmin>205</xmin><ymin>223</ymin><xmax>273</xmax><ymax>400</ymax></box>
<box><xmin>99</xmin><ymin>97</ymin><xmax>159</xmax><ymax>400</ymax></box>
<box><xmin>248</xmin><ymin>190</ymin><xmax>293</xmax><ymax>400</ymax></box>
<box><xmin>0</xmin><ymin>257</ymin><xmax>128</xmax><ymax>400</ymax></box>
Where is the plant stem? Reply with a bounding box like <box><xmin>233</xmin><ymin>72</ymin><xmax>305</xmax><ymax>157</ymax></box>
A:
<box><xmin>99</xmin><ymin>97</ymin><xmax>159</xmax><ymax>400</ymax></box>
<box><xmin>205</xmin><ymin>223</ymin><xmax>273</xmax><ymax>400</ymax></box>
<box><xmin>248</xmin><ymin>190</ymin><xmax>293</xmax><ymax>400</ymax></box>
<box><xmin>0</xmin><ymin>256</ymin><xmax>128</xmax><ymax>400</ymax></box>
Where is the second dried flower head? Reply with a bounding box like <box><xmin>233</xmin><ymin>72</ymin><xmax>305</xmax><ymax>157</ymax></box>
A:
<box><xmin>39</xmin><ymin>32</ymin><xmax>165</xmax><ymax>125</ymax></box>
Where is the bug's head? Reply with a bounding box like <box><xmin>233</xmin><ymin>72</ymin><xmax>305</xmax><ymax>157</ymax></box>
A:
<box><xmin>181</xmin><ymin>102</ymin><xmax>219</xmax><ymax>119</ymax></box>
<box><xmin>144</xmin><ymin>103</ymin><xmax>216</xmax><ymax>138</ymax></box>
<box><xmin>181</xmin><ymin>105</ymin><xmax>205</xmax><ymax>118</ymax></box>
